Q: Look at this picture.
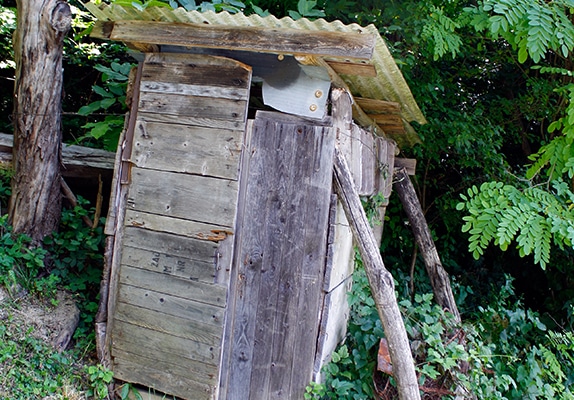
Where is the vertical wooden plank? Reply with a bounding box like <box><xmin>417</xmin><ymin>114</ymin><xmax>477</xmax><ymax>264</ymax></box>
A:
<box><xmin>313</xmin><ymin>197</ymin><xmax>354</xmax><ymax>382</ymax></box>
<box><xmin>358</xmin><ymin>127</ymin><xmax>376</xmax><ymax>195</ymax></box>
<box><xmin>223</xmin><ymin>115</ymin><xmax>335</xmax><ymax>399</ymax></box>
<box><xmin>372</xmin><ymin>137</ymin><xmax>396</xmax><ymax>246</ymax></box>
<box><xmin>223</xmin><ymin>118</ymin><xmax>271</xmax><ymax>400</ymax></box>
<box><xmin>217</xmin><ymin>120</ymin><xmax>253</xmax><ymax>400</ymax></box>
<box><xmin>287</xmin><ymin>124</ymin><xmax>335</xmax><ymax>398</ymax></box>
<box><xmin>248</xmin><ymin>119</ymin><xmax>301</xmax><ymax>400</ymax></box>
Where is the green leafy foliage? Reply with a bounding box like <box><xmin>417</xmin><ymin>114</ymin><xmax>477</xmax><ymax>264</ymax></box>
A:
<box><xmin>479</xmin><ymin>0</ymin><xmax>574</xmax><ymax>63</ymax></box>
<box><xmin>77</xmin><ymin>61</ymin><xmax>133</xmax><ymax>151</ymax></box>
<box><xmin>0</xmin><ymin>5</ymin><xmax>15</xmax><ymax>69</ymax></box>
<box><xmin>0</xmin><ymin>313</ymin><xmax>85</xmax><ymax>399</ymax></box>
<box><xmin>0</xmin><ymin>216</ymin><xmax>51</xmax><ymax>298</ymax></box>
<box><xmin>44</xmin><ymin>197</ymin><xmax>106</xmax><ymax>341</ymax></box>
<box><xmin>288</xmin><ymin>0</ymin><xmax>325</xmax><ymax>20</ymax></box>
<box><xmin>457</xmin><ymin>180</ymin><xmax>574</xmax><ymax>269</ymax></box>
<box><xmin>309</xmin><ymin>269</ymin><xmax>574</xmax><ymax>399</ymax></box>
<box><xmin>86</xmin><ymin>364</ymin><xmax>113</xmax><ymax>399</ymax></box>
<box><xmin>421</xmin><ymin>5</ymin><xmax>462</xmax><ymax>60</ymax></box>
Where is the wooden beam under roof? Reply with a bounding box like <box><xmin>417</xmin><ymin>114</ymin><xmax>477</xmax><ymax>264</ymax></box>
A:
<box><xmin>91</xmin><ymin>20</ymin><xmax>376</xmax><ymax>60</ymax></box>
<box><xmin>325</xmin><ymin>60</ymin><xmax>377</xmax><ymax>77</ymax></box>
<box><xmin>355</xmin><ymin>97</ymin><xmax>406</xmax><ymax>136</ymax></box>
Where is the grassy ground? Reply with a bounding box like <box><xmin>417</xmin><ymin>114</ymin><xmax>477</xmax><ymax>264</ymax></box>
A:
<box><xmin>0</xmin><ymin>288</ymin><xmax>96</xmax><ymax>399</ymax></box>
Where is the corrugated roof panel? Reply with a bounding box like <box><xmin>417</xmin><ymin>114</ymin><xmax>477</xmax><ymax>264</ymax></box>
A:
<box><xmin>82</xmin><ymin>2</ymin><xmax>426</xmax><ymax>128</ymax></box>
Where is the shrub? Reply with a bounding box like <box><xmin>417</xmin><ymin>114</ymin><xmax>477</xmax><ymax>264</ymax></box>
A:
<box><xmin>308</xmin><ymin>267</ymin><xmax>574</xmax><ymax>399</ymax></box>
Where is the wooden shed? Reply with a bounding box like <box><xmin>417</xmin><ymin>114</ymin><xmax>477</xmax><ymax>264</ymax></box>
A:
<box><xmin>85</xmin><ymin>3</ymin><xmax>426</xmax><ymax>399</ymax></box>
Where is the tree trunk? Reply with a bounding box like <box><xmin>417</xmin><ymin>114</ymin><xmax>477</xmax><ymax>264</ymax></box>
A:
<box><xmin>334</xmin><ymin>148</ymin><xmax>421</xmax><ymax>400</ymax></box>
<box><xmin>10</xmin><ymin>0</ymin><xmax>71</xmax><ymax>242</ymax></box>
<box><xmin>393</xmin><ymin>167</ymin><xmax>461</xmax><ymax>323</ymax></box>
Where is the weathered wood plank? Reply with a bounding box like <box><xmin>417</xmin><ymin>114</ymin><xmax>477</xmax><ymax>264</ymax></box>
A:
<box><xmin>357</xmin><ymin>126</ymin><xmax>376</xmax><ymax>195</ymax></box>
<box><xmin>222</xmin><ymin>120</ymin><xmax>267</xmax><ymax>400</ymax></box>
<box><xmin>114</xmin><ymin>347</ymin><xmax>218</xmax><ymax>387</ymax></box>
<box><xmin>115</xmin><ymin>301</ymin><xmax>222</xmax><ymax>346</ymax></box>
<box><xmin>122</xmin><ymin>226</ymin><xmax>220</xmax><ymax>264</ymax></box>
<box><xmin>142</xmin><ymin>52</ymin><xmax>252</xmax><ymax>88</ymax></box>
<box><xmin>248</xmin><ymin>118</ymin><xmax>303</xmax><ymax>400</ymax></box>
<box><xmin>223</xmin><ymin>116</ymin><xmax>334</xmax><ymax>400</ymax></box>
<box><xmin>132</xmin><ymin>120</ymin><xmax>242</xmax><ymax>180</ymax></box>
<box><xmin>355</xmin><ymin>97</ymin><xmax>401</xmax><ymax>114</ymax></box>
<box><xmin>323</xmin><ymin>200</ymin><xmax>354</xmax><ymax>292</ymax></box>
<box><xmin>117</xmin><ymin>284</ymin><xmax>225</xmax><ymax>327</ymax></box>
<box><xmin>137</xmin><ymin>111</ymin><xmax>245</xmax><ymax>131</ymax></box>
<box><xmin>325</xmin><ymin>60</ymin><xmax>377</xmax><ymax>77</ymax></box>
<box><xmin>118</xmin><ymin>265</ymin><xmax>226</xmax><ymax>307</ymax></box>
<box><xmin>113</xmin><ymin>319</ymin><xmax>220</xmax><ymax>366</ymax></box>
<box><xmin>140</xmin><ymin>81</ymin><xmax>249</xmax><ymax>100</ymax></box>
<box><xmin>113</xmin><ymin>353</ymin><xmax>215</xmax><ymax>400</ymax></box>
<box><xmin>127</xmin><ymin>168</ymin><xmax>238</xmax><ymax>227</ymax></box>
<box><xmin>138</xmin><ymin>91</ymin><xmax>248</xmax><ymax>122</ymax></box>
<box><xmin>286</xmin><ymin>124</ymin><xmax>335</xmax><ymax>398</ymax></box>
<box><xmin>218</xmin><ymin>120</ymin><xmax>254</xmax><ymax>400</ymax></box>
<box><xmin>372</xmin><ymin>137</ymin><xmax>396</xmax><ymax>246</ymax></box>
<box><xmin>94</xmin><ymin>20</ymin><xmax>376</xmax><ymax>60</ymax></box>
<box><xmin>125</xmin><ymin>210</ymin><xmax>232</xmax><ymax>243</ymax></box>
<box><xmin>0</xmin><ymin>132</ymin><xmax>115</xmax><ymax>178</ymax></box>
<box><xmin>395</xmin><ymin>157</ymin><xmax>417</xmax><ymax>175</ymax></box>
<box><xmin>255</xmin><ymin>110</ymin><xmax>332</xmax><ymax>127</ymax></box>
<box><xmin>120</xmin><ymin>243</ymin><xmax>194</xmax><ymax>280</ymax></box>
<box><xmin>313</xmin><ymin>275</ymin><xmax>353</xmax><ymax>381</ymax></box>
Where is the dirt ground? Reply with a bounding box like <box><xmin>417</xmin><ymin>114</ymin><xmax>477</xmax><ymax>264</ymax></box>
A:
<box><xmin>0</xmin><ymin>287</ymin><xmax>80</xmax><ymax>349</ymax></box>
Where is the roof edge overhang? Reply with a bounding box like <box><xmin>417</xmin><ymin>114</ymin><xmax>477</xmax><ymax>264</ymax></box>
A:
<box><xmin>82</xmin><ymin>2</ymin><xmax>427</xmax><ymax>147</ymax></box>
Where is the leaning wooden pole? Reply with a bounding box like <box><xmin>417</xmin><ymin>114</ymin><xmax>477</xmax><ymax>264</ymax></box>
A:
<box><xmin>393</xmin><ymin>167</ymin><xmax>461</xmax><ymax>323</ymax></box>
<box><xmin>334</xmin><ymin>148</ymin><xmax>421</xmax><ymax>400</ymax></box>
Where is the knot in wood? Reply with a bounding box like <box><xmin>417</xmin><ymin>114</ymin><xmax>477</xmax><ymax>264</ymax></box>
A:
<box><xmin>50</xmin><ymin>1</ymin><xmax>72</xmax><ymax>35</ymax></box>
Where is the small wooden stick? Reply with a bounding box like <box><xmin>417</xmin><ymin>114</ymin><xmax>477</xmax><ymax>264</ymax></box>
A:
<box><xmin>92</xmin><ymin>174</ymin><xmax>103</xmax><ymax>229</ymax></box>
<box><xmin>60</xmin><ymin>177</ymin><xmax>93</xmax><ymax>228</ymax></box>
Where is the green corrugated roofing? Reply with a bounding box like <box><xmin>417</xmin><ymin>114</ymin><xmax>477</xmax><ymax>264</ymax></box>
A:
<box><xmin>82</xmin><ymin>2</ymin><xmax>426</xmax><ymax>131</ymax></box>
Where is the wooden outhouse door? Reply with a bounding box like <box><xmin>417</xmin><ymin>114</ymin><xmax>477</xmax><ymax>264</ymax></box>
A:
<box><xmin>107</xmin><ymin>52</ymin><xmax>252</xmax><ymax>399</ymax></box>
<box><xmin>219</xmin><ymin>113</ymin><xmax>335</xmax><ymax>399</ymax></box>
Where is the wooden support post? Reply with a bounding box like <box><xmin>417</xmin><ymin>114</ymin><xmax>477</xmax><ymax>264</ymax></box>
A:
<box><xmin>372</xmin><ymin>137</ymin><xmax>396</xmax><ymax>246</ymax></box>
<box><xmin>333</xmin><ymin>148</ymin><xmax>420</xmax><ymax>400</ymax></box>
<box><xmin>393</xmin><ymin>167</ymin><xmax>461</xmax><ymax>322</ymax></box>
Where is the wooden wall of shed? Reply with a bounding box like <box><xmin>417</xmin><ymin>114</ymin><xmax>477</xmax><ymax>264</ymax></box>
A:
<box><xmin>219</xmin><ymin>113</ymin><xmax>335</xmax><ymax>400</ymax></box>
<box><xmin>104</xmin><ymin>53</ymin><xmax>252</xmax><ymax>400</ymax></box>
<box><xmin>313</xmin><ymin>90</ymin><xmax>397</xmax><ymax>380</ymax></box>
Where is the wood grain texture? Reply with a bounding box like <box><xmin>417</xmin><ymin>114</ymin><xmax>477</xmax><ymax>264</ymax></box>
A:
<box><xmin>127</xmin><ymin>168</ymin><xmax>238</xmax><ymax>227</ymax></box>
<box><xmin>222</xmin><ymin>115</ymin><xmax>335</xmax><ymax>399</ymax></box>
<box><xmin>107</xmin><ymin>54</ymin><xmax>252</xmax><ymax>399</ymax></box>
<box><xmin>113</xmin><ymin>352</ymin><xmax>216</xmax><ymax>400</ymax></box>
<box><xmin>138</xmin><ymin>91</ymin><xmax>248</xmax><ymax>121</ymax></box>
<box><xmin>125</xmin><ymin>210</ymin><xmax>233</xmax><ymax>242</ymax></box>
<box><xmin>326</xmin><ymin>60</ymin><xmax>377</xmax><ymax>77</ymax></box>
<box><xmin>117</xmin><ymin>284</ymin><xmax>225</xmax><ymax>327</ymax></box>
<box><xmin>140</xmin><ymin>81</ymin><xmax>250</xmax><ymax>100</ymax></box>
<box><xmin>122</xmin><ymin>226</ymin><xmax>220</xmax><ymax>264</ymax></box>
<box><xmin>99</xmin><ymin>20</ymin><xmax>376</xmax><ymax>60</ymax></box>
<box><xmin>118</xmin><ymin>265</ymin><xmax>226</xmax><ymax>307</ymax></box>
<box><xmin>132</xmin><ymin>120</ymin><xmax>242</xmax><ymax>180</ymax></box>
<box><xmin>114</xmin><ymin>301</ymin><xmax>222</xmax><ymax>346</ymax></box>
<box><xmin>137</xmin><ymin>111</ymin><xmax>245</xmax><ymax>131</ymax></box>
<box><xmin>143</xmin><ymin>52</ymin><xmax>252</xmax><ymax>88</ymax></box>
